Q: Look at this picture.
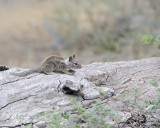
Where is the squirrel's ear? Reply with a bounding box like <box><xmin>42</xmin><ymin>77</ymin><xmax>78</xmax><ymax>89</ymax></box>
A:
<box><xmin>69</xmin><ymin>56</ymin><xmax>73</xmax><ymax>61</ymax></box>
<box><xmin>73</xmin><ymin>54</ymin><xmax>75</xmax><ymax>58</ymax></box>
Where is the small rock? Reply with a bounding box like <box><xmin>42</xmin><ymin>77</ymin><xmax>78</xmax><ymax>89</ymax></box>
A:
<box><xmin>32</xmin><ymin>119</ymin><xmax>39</xmax><ymax>123</ymax></box>
<box><xmin>82</xmin><ymin>100</ymin><xmax>95</xmax><ymax>107</ymax></box>
<box><xmin>155</xmin><ymin>109</ymin><xmax>160</xmax><ymax>118</ymax></box>
<box><xmin>33</xmin><ymin>125</ymin><xmax>39</xmax><ymax>128</ymax></box>
<box><xmin>144</xmin><ymin>105</ymin><xmax>155</xmax><ymax>112</ymax></box>
<box><xmin>35</xmin><ymin>121</ymin><xmax>47</xmax><ymax>128</ymax></box>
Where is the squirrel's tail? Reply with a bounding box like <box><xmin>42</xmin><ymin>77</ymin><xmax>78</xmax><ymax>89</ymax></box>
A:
<box><xmin>0</xmin><ymin>66</ymin><xmax>9</xmax><ymax>71</ymax></box>
<box><xmin>11</xmin><ymin>68</ymin><xmax>40</xmax><ymax>77</ymax></box>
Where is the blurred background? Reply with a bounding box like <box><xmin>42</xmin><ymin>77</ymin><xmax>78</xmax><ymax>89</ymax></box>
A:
<box><xmin>0</xmin><ymin>0</ymin><xmax>160</xmax><ymax>68</ymax></box>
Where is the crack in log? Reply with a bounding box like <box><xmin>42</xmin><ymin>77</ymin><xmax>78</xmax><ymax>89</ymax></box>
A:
<box><xmin>1</xmin><ymin>74</ymin><xmax>39</xmax><ymax>86</ymax></box>
<box><xmin>105</xmin><ymin>74</ymin><xmax>109</xmax><ymax>82</ymax></box>
<box><xmin>116</xmin><ymin>68</ymin><xmax>158</xmax><ymax>84</ymax></box>
<box><xmin>1</xmin><ymin>122</ymin><xmax>33</xmax><ymax>128</ymax></box>
<box><xmin>57</xmin><ymin>80</ymin><xmax>62</xmax><ymax>93</ymax></box>
<box><xmin>130</xmin><ymin>67</ymin><xmax>160</xmax><ymax>76</ymax></box>
<box><xmin>131</xmin><ymin>70</ymin><xmax>146</xmax><ymax>76</ymax></box>
<box><xmin>105</xmin><ymin>69</ymin><xmax>118</xmax><ymax>82</ymax></box>
<box><xmin>1</xmin><ymin>79</ymin><xmax>21</xmax><ymax>86</ymax></box>
<box><xmin>122</xmin><ymin>78</ymin><xmax>132</xmax><ymax>84</ymax></box>
<box><xmin>0</xmin><ymin>114</ymin><xmax>12</xmax><ymax>122</ymax></box>
<box><xmin>117</xmin><ymin>74</ymin><xmax>130</xmax><ymax>83</ymax></box>
<box><xmin>110</xmin><ymin>69</ymin><xmax>118</xmax><ymax>78</ymax></box>
<box><xmin>141</xmin><ymin>89</ymin><xmax>150</xmax><ymax>96</ymax></box>
<box><xmin>0</xmin><ymin>94</ymin><xmax>37</xmax><ymax>111</ymax></box>
<box><xmin>105</xmin><ymin>67</ymin><xmax>160</xmax><ymax>85</ymax></box>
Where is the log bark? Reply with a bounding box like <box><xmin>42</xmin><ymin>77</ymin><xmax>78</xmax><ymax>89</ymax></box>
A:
<box><xmin>0</xmin><ymin>57</ymin><xmax>160</xmax><ymax>127</ymax></box>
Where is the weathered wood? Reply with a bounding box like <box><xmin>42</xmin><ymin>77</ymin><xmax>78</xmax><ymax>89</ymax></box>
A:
<box><xmin>0</xmin><ymin>57</ymin><xmax>160</xmax><ymax>127</ymax></box>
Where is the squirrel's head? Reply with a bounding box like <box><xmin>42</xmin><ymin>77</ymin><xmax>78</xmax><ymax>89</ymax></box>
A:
<box><xmin>66</xmin><ymin>54</ymin><xmax>82</xmax><ymax>69</ymax></box>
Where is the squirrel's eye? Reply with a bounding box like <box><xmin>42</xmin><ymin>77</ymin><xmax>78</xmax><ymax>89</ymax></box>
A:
<box><xmin>74</xmin><ymin>63</ymin><xmax>77</xmax><ymax>65</ymax></box>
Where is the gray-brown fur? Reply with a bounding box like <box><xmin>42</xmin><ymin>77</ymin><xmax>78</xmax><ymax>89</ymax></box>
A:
<box><xmin>12</xmin><ymin>55</ymin><xmax>82</xmax><ymax>77</ymax></box>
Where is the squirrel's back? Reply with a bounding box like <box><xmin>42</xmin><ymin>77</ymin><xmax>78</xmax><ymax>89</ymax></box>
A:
<box><xmin>11</xmin><ymin>55</ymin><xmax>65</xmax><ymax>77</ymax></box>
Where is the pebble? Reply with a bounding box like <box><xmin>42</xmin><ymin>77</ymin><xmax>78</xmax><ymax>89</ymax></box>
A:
<box><xmin>35</xmin><ymin>121</ymin><xmax>47</xmax><ymax>128</ymax></box>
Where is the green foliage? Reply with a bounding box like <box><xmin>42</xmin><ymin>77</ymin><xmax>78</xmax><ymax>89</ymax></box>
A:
<box><xmin>44</xmin><ymin>111</ymin><xmax>64</xmax><ymax>128</ymax></box>
<box><xmin>143</xmin><ymin>79</ymin><xmax>160</xmax><ymax>113</ymax></box>
<box><xmin>144</xmin><ymin>99</ymin><xmax>152</xmax><ymax>106</ymax></box>
<box><xmin>72</xmin><ymin>99</ymin><xmax>117</xmax><ymax>127</ymax></box>
<box><xmin>150</xmin><ymin>80</ymin><xmax>160</xmax><ymax>106</ymax></box>
<box><xmin>43</xmin><ymin>98</ymin><xmax>120</xmax><ymax>128</ymax></box>
<box><xmin>127</xmin><ymin>88</ymin><xmax>143</xmax><ymax>109</ymax></box>
<box><xmin>141</xmin><ymin>34</ymin><xmax>160</xmax><ymax>48</ymax></box>
<box><xmin>150</xmin><ymin>79</ymin><xmax>158</xmax><ymax>87</ymax></box>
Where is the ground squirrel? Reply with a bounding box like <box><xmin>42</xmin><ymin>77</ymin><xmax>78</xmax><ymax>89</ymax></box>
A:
<box><xmin>11</xmin><ymin>54</ymin><xmax>82</xmax><ymax>77</ymax></box>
